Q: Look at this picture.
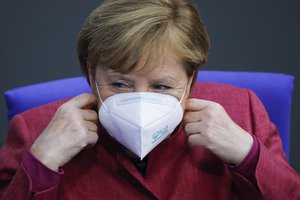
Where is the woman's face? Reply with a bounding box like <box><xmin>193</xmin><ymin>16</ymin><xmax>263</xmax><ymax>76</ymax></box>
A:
<box><xmin>90</xmin><ymin>56</ymin><xmax>193</xmax><ymax>109</ymax></box>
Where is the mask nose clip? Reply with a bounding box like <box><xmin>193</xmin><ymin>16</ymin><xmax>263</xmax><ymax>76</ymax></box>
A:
<box><xmin>95</xmin><ymin>80</ymin><xmax>186</xmax><ymax>109</ymax></box>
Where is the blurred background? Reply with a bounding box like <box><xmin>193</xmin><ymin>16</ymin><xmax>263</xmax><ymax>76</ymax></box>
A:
<box><xmin>0</xmin><ymin>0</ymin><xmax>299</xmax><ymax>173</ymax></box>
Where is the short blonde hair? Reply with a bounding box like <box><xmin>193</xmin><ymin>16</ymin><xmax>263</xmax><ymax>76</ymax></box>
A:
<box><xmin>77</xmin><ymin>0</ymin><xmax>210</xmax><ymax>83</ymax></box>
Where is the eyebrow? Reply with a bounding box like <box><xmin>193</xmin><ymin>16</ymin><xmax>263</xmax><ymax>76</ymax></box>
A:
<box><xmin>106</xmin><ymin>69</ymin><xmax>178</xmax><ymax>84</ymax></box>
<box><xmin>149</xmin><ymin>77</ymin><xmax>177</xmax><ymax>84</ymax></box>
<box><xmin>107</xmin><ymin>74</ymin><xmax>135</xmax><ymax>84</ymax></box>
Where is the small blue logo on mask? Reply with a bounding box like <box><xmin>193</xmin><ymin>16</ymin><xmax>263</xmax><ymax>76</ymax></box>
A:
<box><xmin>152</xmin><ymin>125</ymin><xmax>168</xmax><ymax>143</ymax></box>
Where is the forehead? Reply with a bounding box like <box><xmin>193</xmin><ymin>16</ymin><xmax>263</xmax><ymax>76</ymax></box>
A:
<box><xmin>97</xmin><ymin>54</ymin><xmax>187</xmax><ymax>79</ymax></box>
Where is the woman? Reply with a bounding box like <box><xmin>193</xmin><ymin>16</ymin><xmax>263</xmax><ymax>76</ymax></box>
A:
<box><xmin>0</xmin><ymin>0</ymin><xmax>299</xmax><ymax>199</ymax></box>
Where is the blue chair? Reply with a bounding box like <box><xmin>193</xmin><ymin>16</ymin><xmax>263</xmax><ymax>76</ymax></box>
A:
<box><xmin>4</xmin><ymin>71</ymin><xmax>294</xmax><ymax>158</ymax></box>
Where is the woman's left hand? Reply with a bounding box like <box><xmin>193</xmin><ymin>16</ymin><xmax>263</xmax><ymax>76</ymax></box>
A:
<box><xmin>183</xmin><ymin>98</ymin><xmax>254</xmax><ymax>165</ymax></box>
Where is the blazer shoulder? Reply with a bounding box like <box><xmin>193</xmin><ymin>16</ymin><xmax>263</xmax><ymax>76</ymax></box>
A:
<box><xmin>191</xmin><ymin>82</ymin><xmax>250</xmax><ymax>103</ymax></box>
<box><xmin>10</xmin><ymin>98</ymin><xmax>70</xmax><ymax>132</ymax></box>
<box><xmin>190</xmin><ymin>82</ymin><xmax>257</xmax><ymax>134</ymax></box>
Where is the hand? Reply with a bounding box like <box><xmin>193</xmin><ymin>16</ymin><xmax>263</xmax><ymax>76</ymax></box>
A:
<box><xmin>30</xmin><ymin>93</ymin><xmax>99</xmax><ymax>171</ymax></box>
<box><xmin>183</xmin><ymin>98</ymin><xmax>253</xmax><ymax>165</ymax></box>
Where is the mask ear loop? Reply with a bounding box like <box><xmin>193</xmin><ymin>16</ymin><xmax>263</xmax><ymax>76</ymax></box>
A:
<box><xmin>171</xmin><ymin>89</ymin><xmax>186</xmax><ymax>110</ymax></box>
<box><xmin>178</xmin><ymin>89</ymin><xmax>186</xmax><ymax>104</ymax></box>
<box><xmin>176</xmin><ymin>74</ymin><xmax>193</xmax><ymax>107</ymax></box>
<box><xmin>95</xmin><ymin>81</ymin><xmax>107</xmax><ymax>109</ymax></box>
<box><xmin>179</xmin><ymin>73</ymin><xmax>194</xmax><ymax>104</ymax></box>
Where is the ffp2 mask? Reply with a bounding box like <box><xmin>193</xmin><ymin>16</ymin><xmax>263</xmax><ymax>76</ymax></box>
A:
<box><xmin>96</xmin><ymin>84</ymin><xmax>184</xmax><ymax>159</ymax></box>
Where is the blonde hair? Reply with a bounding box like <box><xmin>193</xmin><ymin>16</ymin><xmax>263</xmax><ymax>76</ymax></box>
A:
<box><xmin>77</xmin><ymin>0</ymin><xmax>210</xmax><ymax>84</ymax></box>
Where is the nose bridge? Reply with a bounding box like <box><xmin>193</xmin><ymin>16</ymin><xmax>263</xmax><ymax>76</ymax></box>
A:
<box><xmin>133</xmin><ymin>84</ymin><xmax>149</xmax><ymax>92</ymax></box>
<box><xmin>131</xmin><ymin>76</ymin><xmax>150</xmax><ymax>92</ymax></box>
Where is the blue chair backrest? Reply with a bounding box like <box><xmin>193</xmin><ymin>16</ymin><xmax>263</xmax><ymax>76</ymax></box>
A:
<box><xmin>4</xmin><ymin>70</ymin><xmax>294</xmax><ymax>158</ymax></box>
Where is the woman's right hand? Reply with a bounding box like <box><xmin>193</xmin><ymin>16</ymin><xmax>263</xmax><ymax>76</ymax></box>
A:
<box><xmin>30</xmin><ymin>93</ymin><xmax>99</xmax><ymax>171</ymax></box>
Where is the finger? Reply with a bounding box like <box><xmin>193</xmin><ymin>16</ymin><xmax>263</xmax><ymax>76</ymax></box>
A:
<box><xmin>85</xmin><ymin>121</ymin><xmax>98</xmax><ymax>132</ymax></box>
<box><xmin>187</xmin><ymin>134</ymin><xmax>206</xmax><ymax>147</ymax></box>
<box><xmin>86</xmin><ymin>131</ymin><xmax>99</xmax><ymax>146</ymax></box>
<box><xmin>81</xmin><ymin>109</ymin><xmax>98</xmax><ymax>122</ymax></box>
<box><xmin>183</xmin><ymin>111</ymin><xmax>203</xmax><ymax>123</ymax></box>
<box><xmin>184</xmin><ymin>122</ymin><xmax>202</xmax><ymax>136</ymax></box>
<box><xmin>68</xmin><ymin>93</ymin><xmax>98</xmax><ymax>108</ymax></box>
<box><xmin>185</xmin><ymin>98</ymin><xmax>211</xmax><ymax>111</ymax></box>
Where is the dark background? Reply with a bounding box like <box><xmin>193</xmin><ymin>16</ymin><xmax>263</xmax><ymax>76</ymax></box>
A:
<box><xmin>0</xmin><ymin>1</ymin><xmax>299</xmax><ymax>174</ymax></box>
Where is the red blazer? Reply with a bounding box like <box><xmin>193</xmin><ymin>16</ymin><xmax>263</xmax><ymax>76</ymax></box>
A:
<box><xmin>0</xmin><ymin>83</ymin><xmax>299</xmax><ymax>200</ymax></box>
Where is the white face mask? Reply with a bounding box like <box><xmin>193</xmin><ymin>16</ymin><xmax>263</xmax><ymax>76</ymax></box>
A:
<box><xmin>95</xmin><ymin>83</ymin><xmax>185</xmax><ymax>160</ymax></box>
